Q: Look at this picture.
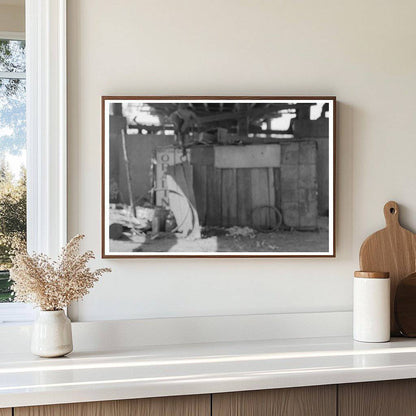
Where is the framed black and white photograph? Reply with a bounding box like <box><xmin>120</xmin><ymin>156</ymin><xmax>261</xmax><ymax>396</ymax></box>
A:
<box><xmin>102</xmin><ymin>96</ymin><xmax>335</xmax><ymax>258</ymax></box>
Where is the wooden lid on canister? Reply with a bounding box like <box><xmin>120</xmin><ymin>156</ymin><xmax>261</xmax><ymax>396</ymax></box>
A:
<box><xmin>354</xmin><ymin>271</ymin><xmax>390</xmax><ymax>279</ymax></box>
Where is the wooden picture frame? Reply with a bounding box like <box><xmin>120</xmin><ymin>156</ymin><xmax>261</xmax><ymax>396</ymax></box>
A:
<box><xmin>102</xmin><ymin>96</ymin><xmax>336</xmax><ymax>258</ymax></box>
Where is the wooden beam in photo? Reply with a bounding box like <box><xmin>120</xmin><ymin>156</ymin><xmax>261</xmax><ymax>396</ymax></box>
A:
<box><xmin>197</xmin><ymin>104</ymin><xmax>295</xmax><ymax>125</ymax></box>
<box><xmin>237</xmin><ymin>169</ymin><xmax>252</xmax><ymax>226</ymax></box>
<box><xmin>121</xmin><ymin>129</ymin><xmax>136</xmax><ymax>218</ymax></box>
<box><xmin>251</xmin><ymin>168</ymin><xmax>270</xmax><ymax>228</ymax></box>
<box><xmin>214</xmin><ymin>145</ymin><xmax>281</xmax><ymax>169</ymax></box>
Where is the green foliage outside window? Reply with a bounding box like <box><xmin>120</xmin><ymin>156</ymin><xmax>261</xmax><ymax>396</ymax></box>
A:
<box><xmin>0</xmin><ymin>38</ymin><xmax>27</xmax><ymax>302</ymax></box>
<box><xmin>0</xmin><ymin>162</ymin><xmax>26</xmax><ymax>302</ymax></box>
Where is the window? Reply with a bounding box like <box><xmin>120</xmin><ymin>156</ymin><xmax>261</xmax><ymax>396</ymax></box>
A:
<box><xmin>0</xmin><ymin>2</ymin><xmax>67</xmax><ymax>323</ymax></box>
<box><xmin>0</xmin><ymin>34</ymin><xmax>33</xmax><ymax>322</ymax></box>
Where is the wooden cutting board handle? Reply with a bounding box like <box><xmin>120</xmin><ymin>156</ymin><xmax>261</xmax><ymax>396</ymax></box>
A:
<box><xmin>359</xmin><ymin>201</ymin><xmax>416</xmax><ymax>336</ymax></box>
<box><xmin>383</xmin><ymin>201</ymin><xmax>400</xmax><ymax>228</ymax></box>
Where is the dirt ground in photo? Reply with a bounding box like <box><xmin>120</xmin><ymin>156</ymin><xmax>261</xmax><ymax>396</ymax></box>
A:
<box><xmin>109</xmin><ymin>217</ymin><xmax>329</xmax><ymax>253</ymax></box>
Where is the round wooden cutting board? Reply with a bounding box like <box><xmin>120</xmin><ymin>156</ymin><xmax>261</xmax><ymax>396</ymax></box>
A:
<box><xmin>359</xmin><ymin>201</ymin><xmax>416</xmax><ymax>335</ymax></box>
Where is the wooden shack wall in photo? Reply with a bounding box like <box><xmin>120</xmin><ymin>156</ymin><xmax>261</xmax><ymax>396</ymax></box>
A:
<box><xmin>191</xmin><ymin>145</ymin><xmax>281</xmax><ymax>229</ymax></box>
<box><xmin>292</xmin><ymin>118</ymin><xmax>329</xmax><ymax>216</ymax></box>
<box><xmin>190</xmin><ymin>142</ymin><xmax>319</xmax><ymax>230</ymax></box>
<box><xmin>315</xmin><ymin>138</ymin><xmax>329</xmax><ymax>216</ymax></box>
<box><xmin>280</xmin><ymin>141</ymin><xmax>318</xmax><ymax>229</ymax></box>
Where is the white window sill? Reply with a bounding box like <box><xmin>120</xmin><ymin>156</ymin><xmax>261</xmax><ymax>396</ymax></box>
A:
<box><xmin>0</xmin><ymin>303</ymin><xmax>35</xmax><ymax>324</ymax></box>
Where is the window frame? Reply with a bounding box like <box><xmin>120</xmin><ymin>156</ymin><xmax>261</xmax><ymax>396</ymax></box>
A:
<box><xmin>0</xmin><ymin>31</ymin><xmax>25</xmax><ymax>41</ymax></box>
<box><xmin>0</xmin><ymin>32</ymin><xmax>26</xmax><ymax>80</ymax></box>
<box><xmin>0</xmin><ymin>0</ymin><xmax>67</xmax><ymax>323</ymax></box>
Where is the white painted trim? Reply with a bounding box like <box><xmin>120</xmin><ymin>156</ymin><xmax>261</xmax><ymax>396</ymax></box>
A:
<box><xmin>0</xmin><ymin>31</ymin><xmax>25</xmax><ymax>40</ymax></box>
<box><xmin>26</xmin><ymin>0</ymin><xmax>67</xmax><ymax>257</ymax></box>
<box><xmin>0</xmin><ymin>71</ymin><xmax>25</xmax><ymax>79</ymax></box>
<box><xmin>0</xmin><ymin>311</ymin><xmax>352</xmax><ymax>353</ymax></box>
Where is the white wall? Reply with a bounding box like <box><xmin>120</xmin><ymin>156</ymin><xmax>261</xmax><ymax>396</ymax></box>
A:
<box><xmin>67</xmin><ymin>0</ymin><xmax>416</xmax><ymax>321</ymax></box>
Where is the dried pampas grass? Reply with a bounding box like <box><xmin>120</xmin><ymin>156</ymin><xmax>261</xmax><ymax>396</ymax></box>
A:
<box><xmin>10</xmin><ymin>234</ymin><xmax>111</xmax><ymax>311</ymax></box>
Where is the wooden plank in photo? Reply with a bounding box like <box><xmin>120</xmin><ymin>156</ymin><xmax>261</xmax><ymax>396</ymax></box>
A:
<box><xmin>205</xmin><ymin>166</ymin><xmax>215</xmax><ymax>226</ymax></box>
<box><xmin>299</xmin><ymin>140</ymin><xmax>318</xmax><ymax>164</ymax></box>
<box><xmin>230</xmin><ymin>168</ymin><xmax>238</xmax><ymax>226</ymax></box>
<box><xmin>221</xmin><ymin>169</ymin><xmax>237</xmax><ymax>227</ymax></box>
<box><xmin>268</xmin><ymin>167</ymin><xmax>276</xmax><ymax>228</ymax></box>
<box><xmin>282</xmin><ymin>201</ymin><xmax>300</xmax><ymax>227</ymax></box>
<box><xmin>281</xmin><ymin>142</ymin><xmax>299</xmax><ymax>165</ymax></box>
<box><xmin>299</xmin><ymin>164</ymin><xmax>317</xmax><ymax>188</ymax></box>
<box><xmin>182</xmin><ymin>163</ymin><xmax>196</xmax><ymax>208</ymax></box>
<box><xmin>251</xmin><ymin>168</ymin><xmax>270</xmax><ymax>229</ymax></box>
<box><xmin>281</xmin><ymin>164</ymin><xmax>299</xmax><ymax>200</ymax></box>
<box><xmin>190</xmin><ymin>146</ymin><xmax>214</xmax><ymax>166</ymax></box>
<box><xmin>280</xmin><ymin>164</ymin><xmax>299</xmax><ymax>203</ymax></box>
<box><xmin>221</xmin><ymin>169</ymin><xmax>228</xmax><ymax>227</ymax></box>
<box><xmin>214</xmin><ymin>144</ymin><xmax>281</xmax><ymax>169</ymax></box>
<box><xmin>193</xmin><ymin>165</ymin><xmax>207</xmax><ymax>225</ymax></box>
<box><xmin>206</xmin><ymin>166</ymin><xmax>222</xmax><ymax>226</ymax></box>
<box><xmin>281</xmin><ymin>144</ymin><xmax>300</xmax><ymax>227</ymax></box>
<box><xmin>316</xmin><ymin>137</ymin><xmax>329</xmax><ymax>215</ymax></box>
<box><xmin>214</xmin><ymin>168</ymin><xmax>223</xmax><ymax>226</ymax></box>
<box><xmin>237</xmin><ymin>168</ymin><xmax>252</xmax><ymax>226</ymax></box>
<box><xmin>299</xmin><ymin>164</ymin><xmax>318</xmax><ymax>229</ymax></box>
<box><xmin>274</xmin><ymin>168</ymin><xmax>281</xmax><ymax>210</ymax></box>
<box><xmin>299</xmin><ymin>189</ymin><xmax>313</xmax><ymax>226</ymax></box>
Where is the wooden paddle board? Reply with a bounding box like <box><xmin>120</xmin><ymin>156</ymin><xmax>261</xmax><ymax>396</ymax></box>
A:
<box><xmin>395</xmin><ymin>272</ymin><xmax>416</xmax><ymax>337</ymax></box>
<box><xmin>359</xmin><ymin>201</ymin><xmax>416</xmax><ymax>335</ymax></box>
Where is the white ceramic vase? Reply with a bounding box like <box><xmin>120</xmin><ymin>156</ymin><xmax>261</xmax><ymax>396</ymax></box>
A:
<box><xmin>31</xmin><ymin>310</ymin><xmax>73</xmax><ymax>358</ymax></box>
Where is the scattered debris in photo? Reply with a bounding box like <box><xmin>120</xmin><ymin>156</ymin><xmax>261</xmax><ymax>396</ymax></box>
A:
<box><xmin>105</xmin><ymin>100</ymin><xmax>332</xmax><ymax>254</ymax></box>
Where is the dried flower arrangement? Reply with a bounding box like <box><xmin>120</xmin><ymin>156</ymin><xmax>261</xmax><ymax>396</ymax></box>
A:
<box><xmin>10</xmin><ymin>235</ymin><xmax>111</xmax><ymax>311</ymax></box>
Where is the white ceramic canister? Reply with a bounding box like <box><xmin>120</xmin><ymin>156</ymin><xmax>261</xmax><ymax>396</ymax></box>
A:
<box><xmin>353</xmin><ymin>271</ymin><xmax>390</xmax><ymax>342</ymax></box>
<box><xmin>31</xmin><ymin>310</ymin><xmax>73</xmax><ymax>357</ymax></box>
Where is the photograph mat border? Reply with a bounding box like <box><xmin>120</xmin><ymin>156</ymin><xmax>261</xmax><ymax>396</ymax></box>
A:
<box><xmin>102</xmin><ymin>97</ymin><xmax>336</xmax><ymax>258</ymax></box>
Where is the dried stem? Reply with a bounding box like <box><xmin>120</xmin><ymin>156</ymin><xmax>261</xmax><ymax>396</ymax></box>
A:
<box><xmin>10</xmin><ymin>235</ymin><xmax>111</xmax><ymax>310</ymax></box>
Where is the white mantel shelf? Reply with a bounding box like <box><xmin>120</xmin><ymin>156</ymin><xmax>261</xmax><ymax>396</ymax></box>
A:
<box><xmin>2</xmin><ymin>336</ymin><xmax>416</xmax><ymax>409</ymax></box>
